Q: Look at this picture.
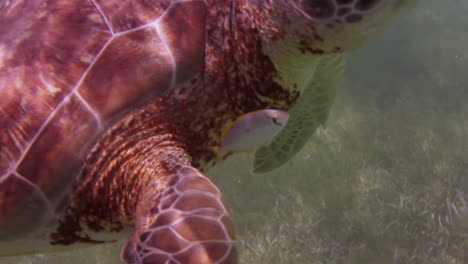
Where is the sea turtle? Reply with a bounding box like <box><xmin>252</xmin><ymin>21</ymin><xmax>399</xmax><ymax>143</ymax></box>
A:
<box><xmin>0</xmin><ymin>0</ymin><xmax>414</xmax><ymax>263</ymax></box>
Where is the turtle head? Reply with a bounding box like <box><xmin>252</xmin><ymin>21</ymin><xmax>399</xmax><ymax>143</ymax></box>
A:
<box><xmin>264</xmin><ymin>0</ymin><xmax>417</xmax><ymax>52</ymax></box>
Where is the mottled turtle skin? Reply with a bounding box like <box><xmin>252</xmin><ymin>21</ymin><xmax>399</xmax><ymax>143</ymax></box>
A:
<box><xmin>0</xmin><ymin>0</ymin><xmax>413</xmax><ymax>263</ymax></box>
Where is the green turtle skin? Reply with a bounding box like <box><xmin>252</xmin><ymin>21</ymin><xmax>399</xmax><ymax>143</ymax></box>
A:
<box><xmin>254</xmin><ymin>0</ymin><xmax>418</xmax><ymax>172</ymax></box>
<box><xmin>0</xmin><ymin>0</ymin><xmax>415</xmax><ymax>263</ymax></box>
<box><xmin>254</xmin><ymin>54</ymin><xmax>345</xmax><ymax>173</ymax></box>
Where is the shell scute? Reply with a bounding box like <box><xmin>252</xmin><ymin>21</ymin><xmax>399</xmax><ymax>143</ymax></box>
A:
<box><xmin>0</xmin><ymin>0</ymin><xmax>209</xmax><ymax>251</ymax></box>
<box><xmin>158</xmin><ymin>1</ymin><xmax>206</xmax><ymax>83</ymax></box>
<box><xmin>0</xmin><ymin>0</ymin><xmax>112</xmax><ymax>176</ymax></box>
<box><xmin>16</xmin><ymin>95</ymin><xmax>100</xmax><ymax>202</ymax></box>
<box><xmin>78</xmin><ymin>27</ymin><xmax>175</xmax><ymax>120</ymax></box>
<box><xmin>94</xmin><ymin>0</ymin><xmax>172</xmax><ymax>33</ymax></box>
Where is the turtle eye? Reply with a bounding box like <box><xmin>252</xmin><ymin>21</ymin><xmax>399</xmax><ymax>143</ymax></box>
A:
<box><xmin>300</xmin><ymin>0</ymin><xmax>335</xmax><ymax>19</ymax></box>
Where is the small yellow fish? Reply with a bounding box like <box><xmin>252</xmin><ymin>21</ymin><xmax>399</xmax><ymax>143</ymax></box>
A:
<box><xmin>209</xmin><ymin>109</ymin><xmax>289</xmax><ymax>177</ymax></box>
<box><xmin>220</xmin><ymin>109</ymin><xmax>290</xmax><ymax>152</ymax></box>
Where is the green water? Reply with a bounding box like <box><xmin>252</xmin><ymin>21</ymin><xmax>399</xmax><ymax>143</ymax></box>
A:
<box><xmin>4</xmin><ymin>1</ymin><xmax>468</xmax><ymax>263</ymax></box>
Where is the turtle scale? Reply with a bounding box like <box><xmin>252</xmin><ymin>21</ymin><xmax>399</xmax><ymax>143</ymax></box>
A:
<box><xmin>0</xmin><ymin>0</ymin><xmax>205</xmax><ymax>242</ymax></box>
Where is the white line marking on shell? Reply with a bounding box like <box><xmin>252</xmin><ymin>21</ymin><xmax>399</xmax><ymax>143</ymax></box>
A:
<box><xmin>114</xmin><ymin>0</ymin><xmax>206</xmax><ymax>37</ymax></box>
<box><xmin>75</xmin><ymin>91</ymin><xmax>103</xmax><ymax>129</ymax></box>
<box><xmin>154</xmin><ymin>22</ymin><xmax>177</xmax><ymax>89</ymax></box>
<box><xmin>10</xmin><ymin>37</ymin><xmax>113</xmax><ymax>175</ymax></box>
<box><xmin>91</xmin><ymin>0</ymin><xmax>115</xmax><ymax>35</ymax></box>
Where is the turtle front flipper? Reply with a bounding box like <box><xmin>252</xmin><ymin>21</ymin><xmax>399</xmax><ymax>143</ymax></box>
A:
<box><xmin>254</xmin><ymin>54</ymin><xmax>345</xmax><ymax>173</ymax></box>
<box><xmin>121</xmin><ymin>165</ymin><xmax>237</xmax><ymax>264</ymax></box>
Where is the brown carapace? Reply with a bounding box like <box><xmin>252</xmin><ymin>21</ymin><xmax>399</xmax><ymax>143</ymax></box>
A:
<box><xmin>0</xmin><ymin>0</ymin><xmax>413</xmax><ymax>263</ymax></box>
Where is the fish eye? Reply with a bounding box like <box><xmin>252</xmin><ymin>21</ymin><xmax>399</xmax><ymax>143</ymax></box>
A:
<box><xmin>272</xmin><ymin>118</ymin><xmax>283</xmax><ymax>126</ymax></box>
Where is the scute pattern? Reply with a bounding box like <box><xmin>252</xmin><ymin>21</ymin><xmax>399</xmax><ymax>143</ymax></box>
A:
<box><xmin>93</xmin><ymin>0</ymin><xmax>172</xmax><ymax>33</ymax></box>
<box><xmin>17</xmin><ymin>95</ymin><xmax>100</xmax><ymax>202</ymax></box>
<box><xmin>0</xmin><ymin>0</ymin><xmax>207</xmax><ymax>249</ymax></box>
<box><xmin>157</xmin><ymin>1</ymin><xmax>206</xmax><ymax>83</ymax></box>
<box><xmin>77</xmin><ymin>27</ymin><xmax>174</xmax><ymax>120</ymax></box>
<box><xmin>122</xmin><ymin>166</ymin><xmax>236</xmax><ymax>264</ymax></box>
<box><xmin>0</xmin><ymin>0</ymin><xmax>111</xmax><ymax>177</ymax></box>
<box><xmin>300</xmin><ymin>0</ymin><xmax>382</xmax><ymax>24</ymax></box>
